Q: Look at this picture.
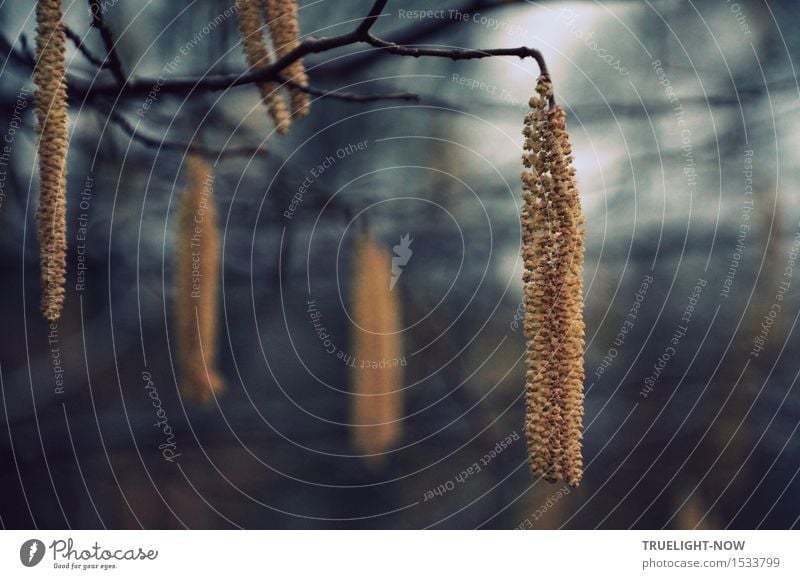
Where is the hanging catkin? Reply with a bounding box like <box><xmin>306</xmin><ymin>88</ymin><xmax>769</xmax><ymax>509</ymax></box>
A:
<box><xmin>264</xmin><ymin>0</ymin><xmax>310</xmax><ymax>117</ymax></box>
<box><xmin>521</xmin><ymin>76</ymin><xmax>586</xmax><ymax>487</ymax></box>
<box><xmin>235</xmin><ymin>0</ymin><xmax>290</xmax><ymax>133</ymax></box>
<box><xmin>175</xmin><ymin>155</ymin><xmax>225</xmax><ymax>405</ymax></box>
<box><xmin>34</xmin><ymin>0</ymin><xmax>69</xmax><ymax>321</ymax></box>
<box><xmin>349</xmin><ymin>233</ymin><xmax>405</xmax><ymax>465</ymax></box>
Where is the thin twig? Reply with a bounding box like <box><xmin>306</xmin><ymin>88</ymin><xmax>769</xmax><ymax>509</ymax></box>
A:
<box><xmin>88</xmin><ymin>0</ymin><xmax>126</xmax><ymax>85</ymax></box>
<box><xmin>364</xmin><ymin>34</ymin><xmax>550</xmax><ymax>78</ymax></box>
<box><xmin>63</xmin><ymin>25</ymin><xmax>108</xmax><ymax>68</ymax></box>
<box><xmin>284</xmin><ymin>78</ymin><xmax>419</xmax><ymax>102</ymax></box>
<box><xmin>104</xmin><ymin>105</ymin><xmax>267</xmax><ymax>158</ymax></box>
<box><xmin>354</xmin><ymin>0</ymin><xmax>391</xmax><ymax>36</ymax></box>
<box><xmin>0</xmin><ymin>32</ymin><xmax>35</xmax><ymax>66</ymax></box>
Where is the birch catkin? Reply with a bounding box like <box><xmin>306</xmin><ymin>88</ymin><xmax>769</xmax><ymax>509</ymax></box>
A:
<box><xmin>350</xmin><ymin>233</ymin><xmax>405</xmax><ymax>465</ymax></box>
<box><xmin>175</xmin><ymin>156</ymin><xmax>225</xmax><ymax>405</ymax></box>
<box><xmin>521</xmin><ymin>77</ymin><xmax>586</xmax><ymax>487</ymax></box>
<box><xmin>264</xmin><ymin>0</ymin><xmax>310</xmax><ymax>117</ymax></box>
<box><xmin>236</xmin><ymin>0</ymin><xmax>290</xmax><ymax>133</ymax></box>
<box><xmin>34</xmin><ymin>0</ymin><xmax>69</xmax><ymax>321</ymax></box>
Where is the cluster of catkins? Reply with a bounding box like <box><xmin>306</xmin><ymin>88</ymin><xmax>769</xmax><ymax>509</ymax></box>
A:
<box><xmin>31</xmin><ymin>4</ymin><xmax>582</xmax><ymax>471</ymax></box>
<box><xmin>31</xmin><ymin>0</ymin><xmax>310</xmax><ymax>320</ymax></box>
<box><xmin>521</xmin><ymin>76</ymin><xmax>586</xmax><ymax>487</ymax></box>
<box><xmin>236</xmin><ymin>0</ymin><xmax>310</xmax><ymax>134</ymax></box>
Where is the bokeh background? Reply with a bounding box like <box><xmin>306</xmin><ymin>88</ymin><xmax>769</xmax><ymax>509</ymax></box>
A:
<box><xmin>0</xmin><ymin>0</ymin><xmax>798</xmax><ymax>529</ymax></box>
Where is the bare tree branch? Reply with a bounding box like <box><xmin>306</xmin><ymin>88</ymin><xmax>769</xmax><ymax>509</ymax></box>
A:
<box><xmin>1</xmin><ymin>31</ymin><xmax>416</xmax><ymax>105</ymax></box>
<box><xmin>0</xmin><ymin>0</ymin><xmax>547</xmax><ymax>152</ymax></box>
<box><xmin>317</xmin><ymin>0</ymin><xmax>528</xmax><ymax>77</ymax></box>
<box><xmin>69</xmin><ymin>0</ymin><xmax>548</xmax><ymax>99</ymax></box>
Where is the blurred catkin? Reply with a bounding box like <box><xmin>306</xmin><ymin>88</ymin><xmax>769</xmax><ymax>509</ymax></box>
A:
<box><xmin>521</xmin><ymin>77</ymin><xmax>586</xmax><ymax>487</ymax></box>
<box><xmin>236</xmin><ymin>0</ymin><xmax>290</xmax><ymax>133</ymax></box>
<box><xmin>264</xmin><ymin>0</ymin><xmax>310</xmax><ymax>117</ymax></box>
<box><xmin>350</xmin><ymin>233</ymin><xmax>405</xmax><ymax>466</ymax></box>
<box><xmin>175</xmin><ymin>155</ymin><xmax>225</xmax><ymax>406</ymax></box>
<box><xmin>34</xmin><ymin>0</ymin><xmax>69</xmax><ymax>321</ymax></box>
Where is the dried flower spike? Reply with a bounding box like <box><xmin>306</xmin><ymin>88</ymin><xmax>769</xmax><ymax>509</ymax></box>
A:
<box><xmin>521</xmin><ymin>76</ymin><xmax>586</xmax><ymax>487</ymax></box>
<box><xmin>34</xmin><ymin>0</ymin><xmax>69</xmax><ymax>321</ymax></box>
<box><xmin>236</xmin><ymin>0</ymin><xmax>290</xmax><ymax>133</ymax></box>
<box><xmin>264</xmin><ymin>0</ymin><xmax>310</xmax><ymax>117</ymax></box>
<box><xmin>349</xmin><ymin>232</ymin><xmax>405</xmax><ymax>467</ymax></box>
<box><xmin>175</xmin><ymin>155</ymin><xmax>225</xmax><ymax>406</ymax></box>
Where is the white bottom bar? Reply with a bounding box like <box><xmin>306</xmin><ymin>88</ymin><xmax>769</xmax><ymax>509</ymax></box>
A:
<box><xmin>1</xmin><ymin>531</ymin><xmax>797</xmax><ymax>577</ymax></box>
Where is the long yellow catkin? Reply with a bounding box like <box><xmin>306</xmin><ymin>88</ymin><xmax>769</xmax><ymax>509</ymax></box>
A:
<box><xmin>350</xmin><ymin>233</ymin><xmax>405</xmax><ymax>466</ymax></box>
<box><xmin>264</xmin><ymin>0</ymin><xmax>310</xmax><ymax>117</ymax></box>
<box><xmin>521</xmin><ymin>77</ymin><xmax>586</xmax><ymax>487</ymax></box>
<box><xmin>175</xmin><ymin>156</ymin><xmax>225</xmax><ymax>406</ymax></box>
<box><xmin>34</xmin><ymin>0</ymin><xmax>69</xmax><ymax>321</ymax></box>
<box><xmin>235</xmin><ymin>0</ymin><xmax>290</xmax><ymax>134</ymax></box>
